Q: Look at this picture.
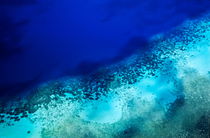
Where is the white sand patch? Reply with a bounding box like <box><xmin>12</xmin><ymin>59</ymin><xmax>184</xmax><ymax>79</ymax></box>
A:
<box><xmin>79</xmin><ymin>96</ymin><xmax>123</xmax><ymax>124</ymax></box>
<box><xmin>185</xmin><ymin>45</ymin><xmax>210</xmax><ymax>75</ymax></box>
<box><xmin>0</xmin><ymin>118</ymin><xmax>40</xmax><ymax>138</ymax></box>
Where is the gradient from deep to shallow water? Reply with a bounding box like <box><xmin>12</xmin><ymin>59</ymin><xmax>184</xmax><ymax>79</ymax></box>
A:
<box><xmin>0</xmin><ymin>11</ymin><xmax>210</xmax><ymax>138</ymax></box>
<box><xmin>1</xmin><ymin>0</ymin><xmax>210</xmax><ymax>102</ymax></box>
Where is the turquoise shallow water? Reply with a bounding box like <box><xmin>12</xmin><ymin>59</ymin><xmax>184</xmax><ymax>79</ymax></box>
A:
<box><xmin>0</xmin><ymin>12</ymin><xmax>210</xmax><ymax>138</ymax></box>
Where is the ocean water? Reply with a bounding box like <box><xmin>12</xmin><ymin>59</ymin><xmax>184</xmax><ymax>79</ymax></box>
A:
<box><xmin>0</xmin><ymin>0</ymin><xmax>210</xmax><ymax>137</ymax></box>
<box><xmin>1</xmin><ymin>0</ymin><xmax>210</xmax><ymax>100</ymax></box>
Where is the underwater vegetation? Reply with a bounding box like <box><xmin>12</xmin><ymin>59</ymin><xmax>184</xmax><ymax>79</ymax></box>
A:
<box><xmin>0</xmin><ymin>9</ymin><xmax>210</xmax><ymax>138</ymax></box>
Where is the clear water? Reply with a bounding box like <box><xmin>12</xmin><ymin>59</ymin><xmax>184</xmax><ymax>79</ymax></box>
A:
<box><xmin>0</xmin><ymin>0</ymin><xmax>210</xmax><ymax>137</ymax></box>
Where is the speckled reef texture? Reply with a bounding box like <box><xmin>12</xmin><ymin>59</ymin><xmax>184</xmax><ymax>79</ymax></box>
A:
<box><xmin>0</xmin><ymin>12</ymin><xmax>210</xmax><ymax>138</ymax></box>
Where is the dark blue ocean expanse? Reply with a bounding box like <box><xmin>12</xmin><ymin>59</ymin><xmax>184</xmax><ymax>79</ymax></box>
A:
<box><xmin>0</xmin><ymin>0</ymin><xmax>210</xmax><ymax>101</ymax></box>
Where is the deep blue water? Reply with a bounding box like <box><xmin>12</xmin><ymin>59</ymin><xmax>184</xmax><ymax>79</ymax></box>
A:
<box><xmin>0</xmin><ymin>0</ymin><xmax>210</xmax><ymax>100</ymax></box>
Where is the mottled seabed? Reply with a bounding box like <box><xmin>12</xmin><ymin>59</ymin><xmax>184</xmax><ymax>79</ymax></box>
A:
<box><xmin>0</xmin><ymin>12</ymin><xmax>210</xmax><ymax>138</ymax></box>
